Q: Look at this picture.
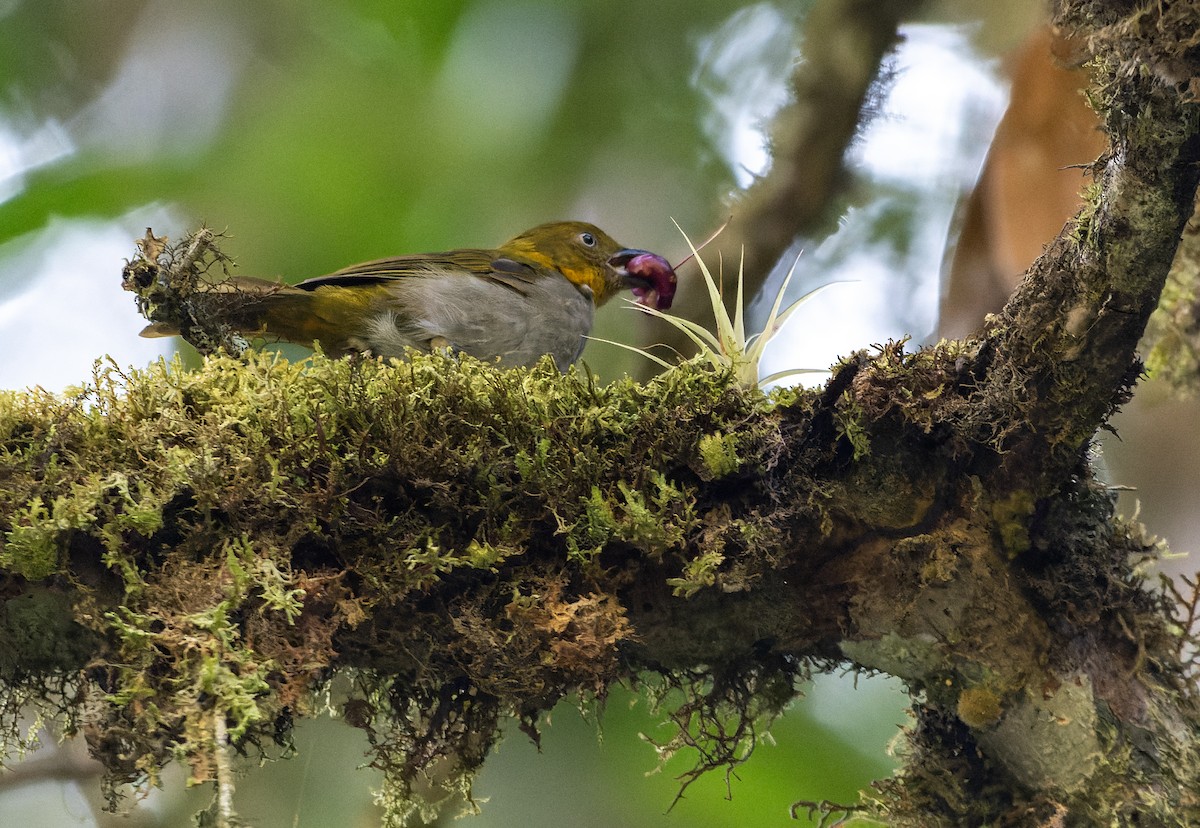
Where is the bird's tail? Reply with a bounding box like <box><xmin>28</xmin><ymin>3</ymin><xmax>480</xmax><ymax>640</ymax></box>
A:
<box><xmin>138</xmin><ymin>276</ymin><xmax>354</xmax><ymax>351</ymax></box>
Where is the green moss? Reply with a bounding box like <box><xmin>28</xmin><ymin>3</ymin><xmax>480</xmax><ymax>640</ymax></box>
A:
<box><xmin>666</xmin><ymin>548</ymin><xmax>725</xmax><ymax>598</ymax></box>
<box><xmin>834</xmin><ymin>390</ymin><xmax>872</xmax><ymax>460</ymax></box>
<box><xmin>1069</xmin><ymin>180</ymin><xmax>1104</xmax><ymax>249</ymax></box>
<box><xmin>225</xmin><ymin>535</ymin><xmax>305</xmax><ymax>622</ymax></box>
<box><xmin>610</xmin><ymin>474</ymin><xmax>698</xmax><ymax>557</ymax></box>
<box><xmin>955</xmin><ymin>685</ymin><xmax>1003</xmax><ymax>729</ymax></box>
<box><xmin>566</xmin><ymin>486</ymin><xmax>618</xmax><ymax>564</ymax></box>
<box><xmin>1</xmin><ymin>347</ymin><xmax>808</xmax><ymax>817</ymax></box>
<box><xmin>1</xmin><ymin>498</ymin><xmax>65</xmax><ymax>580</ymax></box>
<box><xmin>697</xmin><ymin>431</ymin><xmax>741</xmax><ymax>478</ymax></box>
<box><xmin>11</xmin><ymin>318</ymin><xmax>1189</xmax><ymax>826</ymax></box>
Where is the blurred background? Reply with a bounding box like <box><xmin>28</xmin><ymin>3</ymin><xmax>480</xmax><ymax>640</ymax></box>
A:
<box><xmin>1</xmin><ymin>0</ymin><xmax>1194</xmax><ymax>825</ymax></box>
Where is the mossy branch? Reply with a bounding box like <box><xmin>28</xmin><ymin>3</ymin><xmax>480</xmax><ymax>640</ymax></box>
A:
<box><xmin>0</xmin><ymin>344</ymin><xmax>1196</xmax><ymax>824</ymax></box>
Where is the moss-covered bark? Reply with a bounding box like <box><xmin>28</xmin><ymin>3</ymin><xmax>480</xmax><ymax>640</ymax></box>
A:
<box><xmin>3</xmin><ymin>0</ymin><xmax>1200</xmax><ymax>826</ymax></box>
<box><xmin>0</xmin><ymin>345</ymin><xmax>1194</xmax><ymax>825</ymax></box>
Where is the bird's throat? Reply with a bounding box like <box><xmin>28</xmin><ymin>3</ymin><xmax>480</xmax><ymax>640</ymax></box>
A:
<box><xmin>506</xmin><ymin>249</ymin><xmax>608</xmax><ymax>304</ymax></box>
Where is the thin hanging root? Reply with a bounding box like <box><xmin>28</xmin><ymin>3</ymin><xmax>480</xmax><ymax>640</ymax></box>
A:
<box><xmin>213</xmin><ymin>713</ymin><xmax>238</xmax><ymax>828</ymax></box>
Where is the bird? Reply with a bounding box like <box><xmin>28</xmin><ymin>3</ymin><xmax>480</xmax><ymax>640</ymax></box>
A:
<box><xmin>141</xmin><ymin>221</ymin><xmax>677</xmax><ymax>371</ymax></box>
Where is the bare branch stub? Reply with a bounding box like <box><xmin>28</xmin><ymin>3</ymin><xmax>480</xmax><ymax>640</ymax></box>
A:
<box><xmin>121</xmin><ymin>227</ymin><xmax>248</xmax><ymax>356</ymax></box>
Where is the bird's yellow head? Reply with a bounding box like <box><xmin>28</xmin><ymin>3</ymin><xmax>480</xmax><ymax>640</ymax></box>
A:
<box><xmin>500</xmin><ymin>221</ymin><xmax>677</xmax><ymax>309</ymax></box>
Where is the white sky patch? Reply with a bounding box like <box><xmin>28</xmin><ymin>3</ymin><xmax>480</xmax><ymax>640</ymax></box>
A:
<box><xmin>756</xmin><ymin>24</ymin><xmax>1006</xmax><ymax>387</ymax></box>
<box><xmin>758</xmin><ymin>257</ymin><xmax>898</xmax><ymax>389</ymax></box>
<box><xmin>0</xmin><ymin>211</ymin><xmax>180</xmax><ymax>392</ymax></box>
<box><xmin>0</xmin><ymin>116</ymin><xmax>75</xmax><ymax>205</ymax></box>
<box><xmin>692</xmin><ymin>4</ymin><xmax>796</xmax><ymax>188</ymax></box>
<box><xmin>853</xmin><ymin>24</ymin><xmax>1006</xmax><ymax>184</ymax></box>
<box><xmin>805</xmin><ymin>670</ymin><xmax>909</xmax><ymax>739</ymax></box>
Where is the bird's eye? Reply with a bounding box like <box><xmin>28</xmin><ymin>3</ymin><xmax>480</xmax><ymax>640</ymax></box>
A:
<box><xmin>579</xmin><ymin>232</ymin><xmax>596</xmax><ymax>247</ymax></box>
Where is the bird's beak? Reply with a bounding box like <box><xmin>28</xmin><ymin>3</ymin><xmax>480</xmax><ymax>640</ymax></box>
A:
<box><xmin>608</xmin><ymin>249</ymin><xmax>677</xmax><ymax>310</ymax></box>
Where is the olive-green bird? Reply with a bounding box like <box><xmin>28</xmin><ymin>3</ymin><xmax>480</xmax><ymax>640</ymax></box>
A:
<box><xmin>143</xmin><ymin>221</ymin><xmax>677</xmax><ymax>371</ymax></box>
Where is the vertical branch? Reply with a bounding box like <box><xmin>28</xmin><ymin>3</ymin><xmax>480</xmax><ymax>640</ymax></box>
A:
<box><xmin>213</xmin><ymin>713</ymin><xmax>237</xmax><ymax>828</ymax></box>
<box><xmin>659</xmin><ymin>0</ymin><xmax>919</xmax><ymax>358</ymax></box>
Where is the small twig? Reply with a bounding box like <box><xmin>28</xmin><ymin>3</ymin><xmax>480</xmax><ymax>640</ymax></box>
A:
<box><xmin>213</xmin><ymin>713</ymin><xmax>238</xmax><ymax>828</ymax></box>
<box><xmin>790</xmin><ymin>797</ymin><xmax>865</xmax><ymax>827</ymax></box>
<box><xmin>121</xmin><ymin>227</ymin><xmax>246</xmax><ymax>356</ymax></box>
<box><xmin>672</xmin><ymin>215</ymin><xmax>730</xmax><ymax>271</ymax></box>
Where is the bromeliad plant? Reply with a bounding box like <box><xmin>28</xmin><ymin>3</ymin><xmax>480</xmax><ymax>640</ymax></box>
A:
<box><xmin>595</xmin><ymin>223</ymin><xmax>837</xmax><ymax>389</ymax></box>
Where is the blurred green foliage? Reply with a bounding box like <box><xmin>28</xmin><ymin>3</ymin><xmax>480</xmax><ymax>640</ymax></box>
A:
<box><xmin>190</xmin><ymin>679</ymin><xmax>905</xmax><ymax>828</ymax></box>
<box><xmin>0</xmin><ymin>0</ymin><xmax>771</xmax><ymax>267</ymax></box>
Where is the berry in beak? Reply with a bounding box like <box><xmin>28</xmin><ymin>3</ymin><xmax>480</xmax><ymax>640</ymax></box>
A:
<box><xmin>608</xmin><ymin>249</ymin><xmax>677</xmax><ymax>310</ymax></box>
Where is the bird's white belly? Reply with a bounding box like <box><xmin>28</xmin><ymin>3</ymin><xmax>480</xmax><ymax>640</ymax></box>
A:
<box><xmin>363</xmin><ymin>274</ymin><xmax>595</xmax><ymax>370</ymax></box>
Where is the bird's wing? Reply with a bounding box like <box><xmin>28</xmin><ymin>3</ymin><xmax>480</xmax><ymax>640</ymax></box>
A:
<box><xmin>294</xmin><ymin>251</ymin><xmax>541</xmax><ymax>296</ymax></box>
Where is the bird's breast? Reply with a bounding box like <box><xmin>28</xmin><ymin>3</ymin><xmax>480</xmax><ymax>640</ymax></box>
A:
<box><xmin>363</xmin><ymin>272</ymin><xmax>595</xmax><ymax>370</ymax></box>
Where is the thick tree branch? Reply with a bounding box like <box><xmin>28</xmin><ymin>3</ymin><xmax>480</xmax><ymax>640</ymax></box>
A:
<box><xmin>979</xmin><ymin>2</ymin><xmax>1200</xmax><ymax>494</ymax></box>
